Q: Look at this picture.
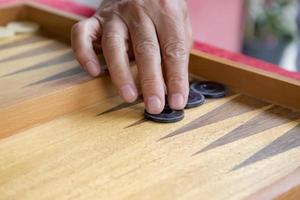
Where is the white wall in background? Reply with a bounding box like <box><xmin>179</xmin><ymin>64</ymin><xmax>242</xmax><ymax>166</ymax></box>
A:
<box><xmin>280</xmin><ymin>42</ymin><xmax>298</xmax><ymax>72</ymax></box>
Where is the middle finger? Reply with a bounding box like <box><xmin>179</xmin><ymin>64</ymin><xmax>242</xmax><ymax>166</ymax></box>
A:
<box><xmin>127</xmin><ymin>9</ymin><xmax>165</xmax><ymax>114</ymax></box>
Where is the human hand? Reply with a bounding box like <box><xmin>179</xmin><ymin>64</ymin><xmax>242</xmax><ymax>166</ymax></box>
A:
<box><xmin>71</xmin><ymin>0</ymin><xmax>193</xmax><ymax>114</ymax></box>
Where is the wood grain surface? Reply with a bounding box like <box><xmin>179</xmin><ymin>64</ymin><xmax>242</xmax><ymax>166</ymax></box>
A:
<box><xmin>1</xmin><ymin>2</ymin><xmax>300</xmax><ymax>200</ymax></box>
<box><xmin>1</xmin><ymin>92</ymin><xmax>300</xmax><ymax>200</ymax></box>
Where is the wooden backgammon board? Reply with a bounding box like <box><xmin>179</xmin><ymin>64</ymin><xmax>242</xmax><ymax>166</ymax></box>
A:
<box><xmin>1</xmin><ymin>2</ymin><xmax>300</xmax><ymax>200</ymax></box>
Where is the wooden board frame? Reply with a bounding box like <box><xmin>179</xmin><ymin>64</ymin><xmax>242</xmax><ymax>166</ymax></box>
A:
<box><xmin>0</xmin><ymin>2</ymin><xmax>300</xmax><ymax>199</ymax></box>
<box><xmin>0</xmin><ymin>2</ymin><xmax>118</xmax><ymax>139</ymax></box>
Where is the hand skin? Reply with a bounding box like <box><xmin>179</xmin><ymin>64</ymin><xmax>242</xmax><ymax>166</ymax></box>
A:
<box><xmin>71</xmin><ymin>0</ymin><xmax>193</xmax><ymax>114</ymax></box>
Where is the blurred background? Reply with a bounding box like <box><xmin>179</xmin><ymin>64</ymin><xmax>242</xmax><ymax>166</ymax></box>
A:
<box><xmin>186</xmin><ymin>0</ymin><xmax>300</xmax><ymax>73</ymax></box>
<box><xmin>75</xmin><ymin>0</ymin><xmax>300</xmax><ymax>73</ymax></box>
<box><xmin>243</xmin><ymin>0</ymin><xmax>299</xmax><ymax>72</ymax></box>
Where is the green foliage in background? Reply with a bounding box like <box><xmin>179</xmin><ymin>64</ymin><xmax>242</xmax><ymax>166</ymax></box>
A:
<box><xmin>245</xmin><ymin>0</ymin><xmax>297</xmax><ymax>42</ymax></box>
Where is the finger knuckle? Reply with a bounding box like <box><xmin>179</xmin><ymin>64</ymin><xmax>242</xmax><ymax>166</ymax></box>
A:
<box><xmin>158</xmin><ymin>0</ymin><xmax>187</xmax><ymax>16</ymax></box>
<box><xmin>121</xmin><ymin>0</ymin><xmax>144</xmax><ymax>19</ymax></box>
<box><xmin>129</xmin><ymin>14</ymin><xmax>148</xmax><ymax>30</ymax></box>
<box><xmin>102</xmin><ymin>32</ymin><xmax>123</xmax><ymax>51</ymax></box>
<box><xmin>158</xmin><ymin>0</ymin><xmax>172</xmax><ymax>9</ymax></box>
<box><xmin>168</xmin><ymin>73</ymin><xmax>185</xmax><ymax>85</ymax></box>
<box><xmin>135</xmin><ymin>38</ymin><xmax>159</xmax><ymax>57</ymax></box>
<box><xmin>163</xmin><ymin>38</ymin><xmax>188</xmax><ymax>62</ymax></box>
<box><xmin>125</xmin><ymin>2</ymin><xmax>149</xmax><ymax>28</ymax></box>
<box><xmin>141</xmin><ymin>76</ymin><xmax>161</xmax><ymax>89</ymax></box>
<box><xmin>127</xmin><ymin>0</ymin><xmax>141</xmax><ymax>7</ymax></box>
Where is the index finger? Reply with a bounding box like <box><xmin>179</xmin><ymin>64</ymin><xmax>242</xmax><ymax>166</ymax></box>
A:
<box><xmin>71</xmin><ymin>17</ymin><xmax>102</xmax><ymax>77</ymax></box>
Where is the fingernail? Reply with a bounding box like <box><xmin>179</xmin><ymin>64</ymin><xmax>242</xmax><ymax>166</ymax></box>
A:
<box><xmin>170</xmin><ymin>93</ymin><xmax>184</xmax><ymax>109</ymax></box>
<box><xmin>86</xmin><ymin>61</ymin><xmax>100</xmax><ymax>76</ymax></box>
<box><xmin>120</xmin><ymin>84</ymin><xmax>137</xmax><ymax>103</ymax></box>
<box><xmin>147</xmin><ymin>96</ymin><xmax>162</xmax><ymax>114</ymax></box>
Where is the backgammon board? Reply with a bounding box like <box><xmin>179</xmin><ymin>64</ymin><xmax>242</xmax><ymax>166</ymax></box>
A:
<box><xmin>1</xmin><ymin>2</ymin><xmax>300</xmax><ymax>200</ymax></box>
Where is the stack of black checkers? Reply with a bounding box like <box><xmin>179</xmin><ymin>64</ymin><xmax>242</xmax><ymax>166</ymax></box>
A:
<box><xmin>144</xmin><ymin>81</ymin><xmax>227</xmax><ymax>123</ymax></box>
